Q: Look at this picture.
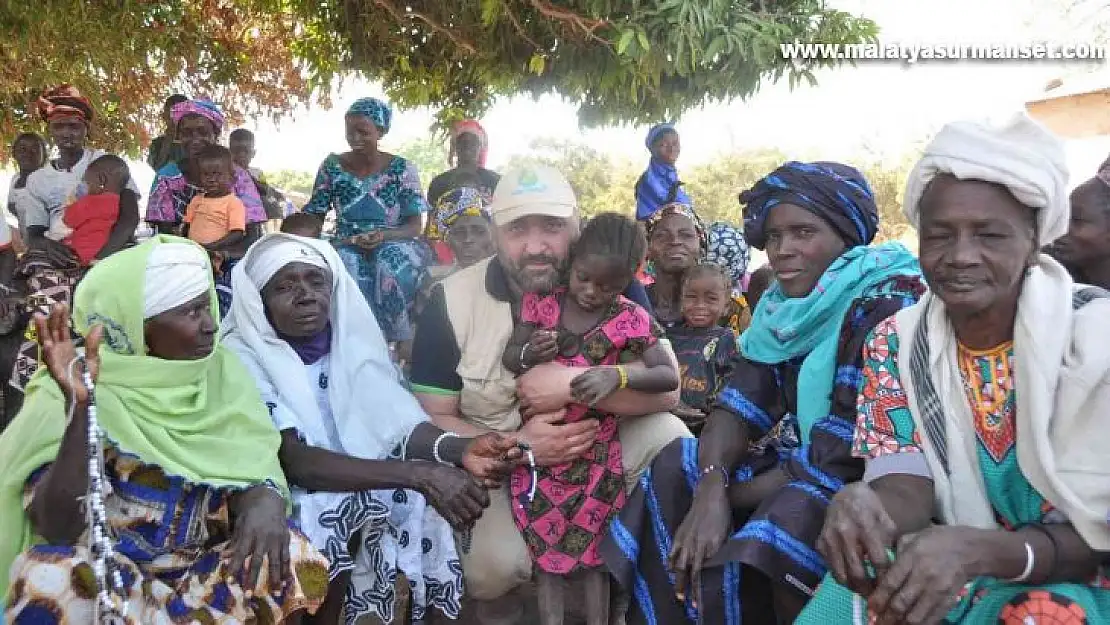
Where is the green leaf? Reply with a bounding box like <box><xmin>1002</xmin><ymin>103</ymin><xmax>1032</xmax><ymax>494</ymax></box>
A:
<box><xmin>528</xmin><ymin>54</ymin><xmax>546</xmax><ymax>75</ymax></box>
<box><xmin>637</xmin><ymin>30</ymin><xmax>650</xmax><ymax>52</ymax></box>
<box><xmin>617</xmin><ymin>29</ymin><xmax>635</xmax><ymax>55</ymax></box>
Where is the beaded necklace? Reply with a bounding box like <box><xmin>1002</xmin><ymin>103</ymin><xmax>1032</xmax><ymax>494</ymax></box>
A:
<box><xmin>67</xmin><ymin>356</ymin><xmax>128</xmax><ymax>623</ymax></box>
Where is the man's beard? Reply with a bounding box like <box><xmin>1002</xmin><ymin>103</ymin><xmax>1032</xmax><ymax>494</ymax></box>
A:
<box><xmin>502</xmin><ymin>253</ymin><xmax>566</xmax><ymax>294</ymax></box>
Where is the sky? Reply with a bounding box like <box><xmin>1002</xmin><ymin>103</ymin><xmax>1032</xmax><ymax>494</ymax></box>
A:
<box><xmin>234</xmin><ymin>0</ymin><xmax>1110</xmax><ymax>179</ymax></box>
<box><xmin>3</xmin><ymin>0</ymin><xmax>1109</xmax><ymax>202</ymax></box>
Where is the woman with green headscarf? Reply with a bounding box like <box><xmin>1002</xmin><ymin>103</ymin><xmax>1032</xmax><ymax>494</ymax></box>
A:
<box><xmin>0</xmin><ymin>236</ymin><xmax>329</xmax><ymax>623</ymax></box>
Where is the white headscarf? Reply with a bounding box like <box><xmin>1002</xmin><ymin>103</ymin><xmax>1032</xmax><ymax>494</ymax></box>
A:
<box><xmin>903</xmin><ymin>112</ymin><xmax>1070</xmax><ymax>246</ymax></box>
<box><xmin>220</xmin><ymin>233</ymin><xmax>428</xmax><ymax>460</ymax></box>
<box><xmin>144</xmin><ymin>242</ymin><xmax>210</xmax><ymax>319</ymax></box>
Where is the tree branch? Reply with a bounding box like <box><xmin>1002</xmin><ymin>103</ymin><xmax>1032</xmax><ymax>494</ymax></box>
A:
<box><xmin>526</xmin><ymin>0</ymin><xmax>611</xmax><ymax>46</ymax></box>
<box><xmin>372</xmin><ymin>0</ymin><xmax>479</xmax><ymax>54</ymax></box>
<box><xmin>505</xmin><ymin>5</ymin><xmax>543</xmax><ymax>51</ymax></box>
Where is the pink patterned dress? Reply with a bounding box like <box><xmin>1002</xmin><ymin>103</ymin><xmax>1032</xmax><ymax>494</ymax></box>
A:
<box><xmin>510</xmin><ymin>289</ymin><xmax>664</xmax><ymax>574</ymax></box>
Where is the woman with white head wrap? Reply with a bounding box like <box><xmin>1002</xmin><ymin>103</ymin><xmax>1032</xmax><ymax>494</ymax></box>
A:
<box><xmin>800</xmin><ymin>113</ymin><xmax>1110</xmax><ymax>624</ymax></box>
<box><xmin>1</xmin><ymin>235</ymin><xmax>331</xmax><ymax>623</ymax></box>
<box><xmin>221</xmin><ymin>233</ymin><xmax>522</xmax><ymax>624</ymax></box>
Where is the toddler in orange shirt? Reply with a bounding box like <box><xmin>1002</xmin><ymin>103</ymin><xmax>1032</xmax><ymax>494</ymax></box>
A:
<box><xmin>183</xmin><ymin>144</ymin><xmax>246</xmax><ymax>270</ymax></box>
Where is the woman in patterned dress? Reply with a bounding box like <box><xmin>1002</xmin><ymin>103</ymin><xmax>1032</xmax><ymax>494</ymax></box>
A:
<box><xmin>601</xmin><ymin>161</ymin><xmax>925</xmax><ymax>624</ymax></box>
<box><xmin>303</xmin><ymin>97</ymin><xmax>434</xmax><ymax>353</ymax></box>
<box><xmin>145</xmin><ymin>98</ymin><xmax>267</xmax><ymax>319</ymax></box>
<box><xmin>800</xmin><ymin>115</ymin><xmax>1110</xmax><ymax>624</ymax></box>
<box><xmin>0</xmin><ymin>236</ymin><xmax>329</xmax><ymax>624</ymax></box>
<box><xmin>222</xmin><ymin>233</ymin><xmax>521</xmax><ymax>624</ymax></box>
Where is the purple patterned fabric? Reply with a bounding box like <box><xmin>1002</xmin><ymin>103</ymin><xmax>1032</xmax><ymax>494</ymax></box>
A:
<box><xmin>146</xmin><ymin>161</ymin><xmax>264</xmax><ymax>225</ymax></box>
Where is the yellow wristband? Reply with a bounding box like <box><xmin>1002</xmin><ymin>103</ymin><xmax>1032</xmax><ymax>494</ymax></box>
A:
<box><xmin>616</xmin><ymin>365</ymin><xmax>628</xmax><ymax>390</ymax></box>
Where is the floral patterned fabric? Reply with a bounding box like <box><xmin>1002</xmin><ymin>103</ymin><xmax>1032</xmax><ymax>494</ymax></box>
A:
<box><xmin>509</xmin><ymin>290</ymin><xmax>663</xmax><ymax>575</ymax></box>
<box><xmin>146</xmin><ymin>160</ymin><xmax>265</xmax><ymax>226</ymax></box>
<box><xmin>798</xmin><ymin>316</ymin><xmax>1110</xmax><ymax>623</ymax></box>
<box><xmin>304</xmin><ymin>154</ymin><xmax>432</xmax><ymax>342</ymax></box>
<box><xmin>6</xmin><ymin>449</ymin><xmax>330</xmax><ymax>624</ymax></box>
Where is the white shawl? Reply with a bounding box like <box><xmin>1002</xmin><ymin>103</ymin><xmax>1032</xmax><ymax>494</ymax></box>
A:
<box><xmin>220</xmin><ymin>233</ymin><xmax>428</xmax><ymax>460</ymax></box>
<box><xmin>896</xmin><ymin>255</ymin><xmax>1110</xmax><ymax>550</ymax></box>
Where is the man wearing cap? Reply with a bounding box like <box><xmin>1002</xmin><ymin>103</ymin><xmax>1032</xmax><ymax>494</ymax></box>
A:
<box><xmin>410</xmin><ymin>164</ymin><xmax>690</xmax><ymax>622</ymax></box>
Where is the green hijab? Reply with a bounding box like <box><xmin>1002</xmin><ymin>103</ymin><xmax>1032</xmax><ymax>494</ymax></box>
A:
<box><xmin>0</xmin><ymin>235</ymin><xmax>287</xmax><ymax>592</ymax></box>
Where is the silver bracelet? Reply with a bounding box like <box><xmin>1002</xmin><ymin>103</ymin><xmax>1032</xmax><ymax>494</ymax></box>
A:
<box><xmin>519</xmin><ymin>343</ymin><xmax>531</xmax><ymax>370</ymax></box>
<box><xmin>1007</xmin><ymin>541</ymin><xmax>1035</xmax><ymax>582</ymax></box>
<box><xmin>433</xmin><ymin>431</ymin><xmax>460</xmax><ymax>464</ymax></box>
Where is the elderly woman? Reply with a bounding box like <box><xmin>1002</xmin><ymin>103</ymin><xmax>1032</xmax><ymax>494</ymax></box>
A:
<box><xmin>146</xmin><ymin>99</ymin><xmax>266</xmax><ymax>317</ymax></box>
<box><xmin>303</xmin><ymin>97</ymin><xmax>434</xmax><ymax>354</ymax></box>
<box><xmin>602</xmin><ymin>162</ymin><xmax>925</xmax><ymax>623</ymax></box>
<box><xmin>0</xmin><ymin>236</ymin><xmax>329</xmax><ymax>623</ymax></box>
<box><xmin>222</xmin><ymin>233</ymin><xmax>519</xmax><ymax>624</ymax></box>
<box><xmin>434</xmin><ymin>187</ymin><xmax>495</xmax><ymax>273</ymax></box>
<box><xmin>635</xmin><ymin>124</ymin><xmax>691</xmax><ymax>221</ymax></box>
<box><xmin>800</xmin><ymin>116</ymin><xmax>1110</xmax><ymax>624</ymax></box>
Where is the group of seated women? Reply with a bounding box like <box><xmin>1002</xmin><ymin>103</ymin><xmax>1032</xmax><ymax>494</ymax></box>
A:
<box><xmin>1</xmin><ymin>82</ymin><xmax>1108</xmax><ymax>625</ymax></box>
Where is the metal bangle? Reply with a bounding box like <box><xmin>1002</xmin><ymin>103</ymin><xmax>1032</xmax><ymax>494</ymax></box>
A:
<box><xmin>1021</xmin><ymin>523</ymin><xmax>1060</xmax><ymax>580</ymax></box>
<box><xmin>699</xmin><ymin>463</ymin><xmax>729</xmax><ymax>487</ymax></box>
<box><xmin>1007</xmin><ymin>541</ymin><xmax>1036</xmax><ymax>583</ymax></box>
<box><xmin>433</xmin><ymin>431</ymin><xmax>459</xmax><ymax>464</ymax></box>
<box><xmin>519</xmin><ymin>343</ymin><xmax>531</xmax><ymax>370</ymax></box>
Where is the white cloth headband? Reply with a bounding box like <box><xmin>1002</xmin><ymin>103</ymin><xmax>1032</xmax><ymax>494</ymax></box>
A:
<box><xmin>143</xmin><ymin>242</ymin><xmax>211</xmax><ymax>320</ymax></box>
<box><xmin>246</xmin><ymin>235</ymin><xmax>330</xmax><ymax>291</ymax></box>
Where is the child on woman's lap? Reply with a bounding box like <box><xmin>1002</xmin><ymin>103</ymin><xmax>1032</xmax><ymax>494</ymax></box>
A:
<box><xmin>46</xmin><ymin>155</ymin><xmax>129</xmax><ymax>269</ymax></box>
<box><xmin>182</xmin><ymin>144</ymin><xmax>247</xmax><ymax>274</ymax></box>
<box><xmin>503</xmin><ymin>213</ymin><xmax>679</xmax><ymax>625</ymax></box>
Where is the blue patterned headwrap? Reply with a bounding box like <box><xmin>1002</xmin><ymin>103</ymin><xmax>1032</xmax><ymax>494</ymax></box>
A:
<box><xmin>346</xmin><ymin>97</ymin><xmax>392</xmax><ymax>134</ymax></box>
<box><xmin>739</xmin><ymin>161</ymin><xmax>879</xmax><ymax>250</ymax></box>
<box><xmin>706</xmin><ymin>221</ymin><xmax>751</xmax><ymax>287</ymax></box>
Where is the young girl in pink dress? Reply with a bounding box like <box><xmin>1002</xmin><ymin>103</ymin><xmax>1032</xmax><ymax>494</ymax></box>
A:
<box><xmin>502</xmin><ymin>212</ymin><xmax>680</xmax><ymax>625</ymax></box>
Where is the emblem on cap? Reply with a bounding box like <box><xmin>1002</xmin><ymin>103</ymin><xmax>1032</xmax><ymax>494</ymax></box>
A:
<box><xmin>511</xmin><ymin>168</ymin><xmax>548</xmax><ymax>196</ymax></box>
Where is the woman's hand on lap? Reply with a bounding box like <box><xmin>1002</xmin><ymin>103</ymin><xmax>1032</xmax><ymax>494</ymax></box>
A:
<box><xmin>36</xmin><ymin>304</ymin><xmax>101</xmax><ymax>404</ymax></box>
<box><xmin>868</xmin><ymin>526</ymin><xmax>979</xmax><ymax>625</ymax></box>
<box><xmin>415</xmin><ymin>464</ymin><xmax>489</xmax><ymax>529</ymax></box>
<box><xmin>461</xmin><ymin>432</ymin><xmax>523</xmax><ymax>488</ymax></box>
<box><xmin>519</xmin><ymin>409</ymin><xmax>598</xmax><ymax>466</ymax></box>
<box><xmin>228</xmin><ymin>485</ymin><xmax>290</xmax><ymax>594</ymax></box>
<box><xmin>816</xmin><ymin>481</ymin><xmax>897</xmax><ymax>596</ymax></box>
<box><xmin>669</xmin><ymin>472</ymin><xmax>731</xmax><ymax>603</ymax></box>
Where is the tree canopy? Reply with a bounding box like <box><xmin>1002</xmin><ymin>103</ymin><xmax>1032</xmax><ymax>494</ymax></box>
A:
<box><xmin>0</xmin><ymin>1</ymin><xmax>874</xmax><ymax>156</ymax></box>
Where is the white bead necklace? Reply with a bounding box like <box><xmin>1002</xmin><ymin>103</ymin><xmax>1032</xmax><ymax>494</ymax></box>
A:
<box><xmin>67</xmin><ymin>357</ymin><xmax>128</xmax><ymax>623</ymax></box>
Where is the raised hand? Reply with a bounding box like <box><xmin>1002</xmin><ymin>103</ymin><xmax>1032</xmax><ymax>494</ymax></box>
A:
<box><xmin>35</xmin><ymin>303</ymin><xmax>102</xmax><ymax>404</ymax></box>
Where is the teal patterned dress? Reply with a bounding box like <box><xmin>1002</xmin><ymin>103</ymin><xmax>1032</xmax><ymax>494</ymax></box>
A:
<box><xmin>798</xmin><ymin>315</ymin><xmax>1110</xmax><ymax>624</ymax></box>
<box><xmin>304</xmin><ymin>154</ymin><xmax>433</xmax><ymax>342</ymax></box>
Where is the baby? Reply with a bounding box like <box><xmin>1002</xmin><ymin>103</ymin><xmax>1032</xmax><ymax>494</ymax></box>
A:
<box><xmin>48</xmin><ymin>154</ymin><xmax>128</xmax><ymax>268</ymax></box>
<box><xmin>502</xmin><ymin>212</ymin><xmax>679</xmax><ymax>625</ymax></box>
<box><xmin>183</xmin><ymin>144</ymin><xmax>246</xmax><ymax>270</ymax></box>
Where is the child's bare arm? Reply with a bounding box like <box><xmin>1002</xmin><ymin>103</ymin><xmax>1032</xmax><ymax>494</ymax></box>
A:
<box><xmin>503</xmin><ymin>325</ymin><xmax>559</xmax><ymax>374</ymax></box>
<box><xmin>570</xmin><ymin>343</ymin><xmax>679</xmax><ymax>406</ymax></box>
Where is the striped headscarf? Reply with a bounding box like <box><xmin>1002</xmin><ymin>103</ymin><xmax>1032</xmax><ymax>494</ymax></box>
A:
<box><xmin>171</xmin><ymin>99</ymin><xmax>225</xmax><ymax>133</ymax></box>
<box><xmin>37</xmin><ymin>85</ymin><xmax>94</xmax><ymax>124</ymax></box>
<box><xmin>347</xmin><ymin>98</ymin><xmax>392</xmax><ymax>134</ymax></box>
<box><xmin>436</xmin><ymin>187</ymin><xmax>490</xmax><ymax>234</ymax></box>
<box><xmin>740</xmin><ymin>161</ymin><xmax>879</xmax><ymax>250</ymax></box>
<box><xmin>451</xmin><ymin>120</ymin><xmax>489</xmax><ymax>167</ymax></box>
<box><xmin>645</xmin><ymin>203</ymin><xmax>707</xmax><ymax>254</ymax></box>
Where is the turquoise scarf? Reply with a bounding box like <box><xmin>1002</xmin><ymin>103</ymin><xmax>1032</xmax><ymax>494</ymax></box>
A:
<box><xmin>741</xmin><ymin>242</ymin><xmax>921</xmax><ymax>444</ymax></box>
